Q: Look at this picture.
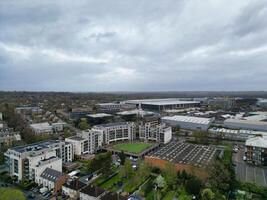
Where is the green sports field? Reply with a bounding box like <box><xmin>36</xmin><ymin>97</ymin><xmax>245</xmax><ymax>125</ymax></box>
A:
<box><xmin>113</xmin><ymin>142</ymin><xmax>153</xmax><ymax>154</ymax></box>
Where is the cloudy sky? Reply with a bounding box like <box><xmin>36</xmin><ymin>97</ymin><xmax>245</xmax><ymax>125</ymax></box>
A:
<box><xmin>0</xmin><ymin>0</ymin><xmax>267</xmax><ymax>91</ymax></box>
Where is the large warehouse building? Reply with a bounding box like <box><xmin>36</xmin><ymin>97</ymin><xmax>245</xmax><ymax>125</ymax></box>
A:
<box><xmin>125</xmin><ymin>98</ymin><xmax>200</xmax><ymax>112</ymax></box>
<box><xmin>224</xmin><ymin>112</ymin><xmax>267</xmax><ymax>132</ymax></box>
<box><xmin>162</xmin><ymin>115</ymin><xmax>214</xmax><ymax>131</ymax></box>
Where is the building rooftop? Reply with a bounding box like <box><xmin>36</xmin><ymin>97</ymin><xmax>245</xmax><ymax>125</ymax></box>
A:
<box><xmin>93</xmin><ymin>122</ymin><xmax>133</xmax><ymax>128</ymax></box>
<box><xmin>40</xmin><ymin>168</ymin><xmax>65</xmax><ymax>183</ymax></box>
<box><xmin>10</xmin><ymin>140</ymin><xmax>63</xmax><ymax>153</ymax></box>
<box><xmin>67</xmin><ymin>136</ymin><xmax>85</xmax><ymax>141</ymax></box>
<box><xmin>87</xmin><ymin>113</ymin><xmax>112</xmax><ymax>118</ymax></box>
<box><xmin>125</xmin><ymin>98</ymin><xmax>200</xmax><ymax>106</ymax></box>
<box><xmin>245</xmin><ymin>136</ymin><xmax>267</xmax><ymax>148</ymax></box>
<box><xmin>63</xmin><ymin>180</ymin><xmax>86</xmax><ymax>190</ymax></box>
<box><xmin>30</xmin><ymin>122</ymin><xmax>52</xmax><ymax>130</ymax></box>
<box><xmin>116</xmin><ymin>109</ymin><xmax>155</xmax><ymax>116</ymax></box>
<box><xmin>80</xmin><ymin>185</ymin><xmax>105</xmax><ymax>197</ymax></box>
<box><xmin>162</xmin><ymin>115</ymin><xmax>213</xmax><ymax>125</ymax></box>
<box><xmin>101</xmin><ymin>192</ymin><xmax>128</xmax><ymax>200</ymax></box>
<box><xmin>147</xmin><ymin>141</ymin><xmax>219</xmax><ymax>168</ymax></box>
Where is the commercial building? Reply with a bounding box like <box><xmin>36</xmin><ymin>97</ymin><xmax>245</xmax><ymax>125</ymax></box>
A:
<box><xmin>162</xmin><ymin>115</ymin><xmax>214</xmax><ymax>131</ymax></box>
<box><xmin>257</xmin><ymin>99</ymin><xmax>267</xmax><ymax>109</ymax></box>
<box><xmin>224</xmin><ymin>119</ymin><xmax>267</xmax><ymax>132</ymax></box>
<box><xmin>208</xmin><ymin>98</ymin><xmax>235</xmax><ymax>110</ymax></box>
<box><xmin>37</xmin><ymin>168</ymin><xmax>68</xmax><ymax>194</ymax></box>
<box><xmin>139</xmin><ymin>116</ymin><xmax>172</xmax><ymax>144</ymax></box>
<box><xmin>4</xmin><ymin>140</ymin><xmax>73</xmax><ymax>180</ymax></box>
<box><xmin>245</xmin><ymin>136</ymin><xmax>267</xmax><ymax>166</ymax></box>
<box><xmin>97</xmin><ymin>103</ymin><xmax>122</xmax><ymax>113</ymax></box>
<box><xmin>125</xmin><ymin>99</ymin><xmax>200</xmax><ymax>112</ymax></box>
<box><xmin>93</xmin><ymin>122</ymin><xmax>136</xmax><ymax>145</ymax></box>
<box><xmin>86</xmin><ymin>113</ymin><xmax>113</xmax><ymax>125</ymax></box>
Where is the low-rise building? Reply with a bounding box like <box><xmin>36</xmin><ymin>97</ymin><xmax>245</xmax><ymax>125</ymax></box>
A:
<box><xmin>37</xmin><ymin>167</ymin><xmax>68</xmax><ymax>194</ymax></box>
<box><xmin>0</xmin><ymin>130</ymin><xmax>21</xmax><ymax>149</ymax></box>
<box><xmin>30</xmin><ymin>122</ymin><xmax>53</xmax><ymax>135</ymax></box>
<box><xmin>80</xmin><ymin>185</ymin><xmax>105</xmax><ymax>200</ymax></box>
<box><xmin>4</xmin><ymin>140</ymin><xmax>73</xmax><ymax>180</ymax></box>
<box><xmin>62</xmin><ymin>179</ymin><xmax>87</xmax><ymax>199</ymax></box>
<box><xmin>97</xmin><ymin>103</ymin><xmax>122</xmax><ymax>113</ymax></box>
<box><xmin>245</xmin><ymin>136</ymin><xmax>267</xmax><ymax>166</ymax></box>
<box><xmin>162</xmin><ymin>115</ymin><xmax>214</xmax><ymax>131</ymax></box>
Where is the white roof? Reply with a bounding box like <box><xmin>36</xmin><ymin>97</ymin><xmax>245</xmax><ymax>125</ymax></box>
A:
<box><xmin>30</xmin><ymin>122</ymin><xmax>52</xmax><ymax>130</ymax></box>
<box><xmin>125</xmin><ymin>98</ymin><xmax>200</xmax><ymax>106</ymax></box>
<box><xmin>162</xmin><ymin>115</ymin><xmax>213</xmax><ymax>125</ymax></box>
<box><xmin>87</xmin><ymin>113</ymin><xmax>112</xmax><ymax>118</ymax></box>
<box><xmin>224</xmin><ymin>118</ymin><xmax>267</xmax><ymax>126</ymax></box>
<box><xmin>116</xmin><ymin>109</ymin><xmax>155</xmax><ymax>116</ymax></box>
<box><xmin>0</xmin><ymin>123</ymin><xmax>3</xmax><ymax>129</ymax></box>
<box><xmin>246</xmin><ymin>136</ymin><xmax>267</xmax><ymax>148</ymax></box>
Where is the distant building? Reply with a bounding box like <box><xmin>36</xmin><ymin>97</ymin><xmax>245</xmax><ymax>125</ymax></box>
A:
<box><xmin>125</xmin><ymin>98</ymin><xmax>200</xmax><ymax>112</ymax></box>
<box><xmin>4</xmin><ymin>140</ymin><xmax>73</xmax><ymax>180</ymax></box>
<box><xmin>245</xmin><ymin>136</ymin><xmax>267</xmax><ymax>166</ymax></box>
<box><xmin>15</xmin><ymin>106</ymin><xmax>43</xmax><ymax>115</ymax></box>
<box><xmin>86</xmin><ymin>113</ymin><xmax>113</xmax><ymax>125</ymax></box>
<box><xmin>162</xmin><ymin>115</ymin><xmax>214</xmax><ymax>131</ymax></box>
<box><xmin>69</xmin><ymin>108</ymin><xmax>92</xmax><ymax>120</ymax></box>
<box><xmin>37</xmin><ymin>167</ymin><xmax>68</xmax><ymax>194</ymax></box>
<box><xmin>0</xmin><ymin>130</ymin><xmax>21</xmax><ymax>149</ymax></box>
<box><xmin>208</xmin><ymin>98</ymin><xmax>235</xmax><ymax>110</ymax></box>
<box><xmin>30</xmin><ymin>122</ymin><xmax>53</xmax><ymax>135</ymax></box>
<box><xmin>0</xmin><ymin>112</ymin><xmax>2</xmax><ymax>121</ymax></box>
<box><xmin>97</xmin><ymin>103</ymin><xmax>122</xmax><ymax>113</ymax></box>
<box><xmin>257</xmin><ymin>99</ymin><xmax>267</xmax><ymax>109</ymax></box>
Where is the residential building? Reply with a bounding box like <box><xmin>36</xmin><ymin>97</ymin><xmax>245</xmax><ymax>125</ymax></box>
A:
<box><xmin>37</xmin><ymin>167</ymin><xmax>68</xmax><ymax>194</ymax></box>
<box><xmin>0</xmin><ymin>130</ymin><xmax>21</xmax><ymax>149</ymax></box>
<box><xmin>139</xmin><ymin>116</ymin><xmax>172</xmax><ymax>144</ymax></box>
<box><xmin>62</xmin><ymin>179</ymin><xmax>87</xmax><ymax>199</ymax></box>
<box><xmin>80</xmin><ymin>184</ymin><xmax>105</xmax><ymax>200</ymax></box>
<box><xmin>93</xmin><ymin>122</ymin><xmax>136</xmax><ymax>144</ymax></box>
<box><xmin>15</xmin><ymin>106</ymin><xmax>43</xmax><ymax>115</ymax></box>
<box><xmin>101</xmin><ymin>192</ymin><xmax>128</xmax><ymax>200</ymax></box>
<box><xmin>162</xmin><ymin>115</ymin><xmax>214</xmax><ymax>131</ymax></box>
<box><xmin>245</xmin><ymin>136</ymin><xmax>267</xmax><ymax>166</ymax></box>
<box><xmin>4</xmin><ymin>140</ymin><xmax>73</xmax><ymax>180</ymax></box>
<box><xmin>65</xmin><ymin>136</ymin><xmax>89</xmax><ymax>156</ymax></box>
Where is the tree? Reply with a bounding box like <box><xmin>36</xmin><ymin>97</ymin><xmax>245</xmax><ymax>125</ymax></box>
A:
<box><xmin>0</xmin><ymin>188</ymin><xmax>26</xmax><ymax>200</ymax></box>
<box><xmin>185</xmin><ymin>177</ymin><xmax>202</xmax><ymax>195</ymax></box>
<box><xmin>201</xmin><ymin>188</ymin><xmax>215</xmax><ymax>200</ymax></box>
<box><xmin>124</xmin><ymin>159</ymin><xmax>133</xmax><ymax>178</ymax></box>
<box><xmin>118</xmin><ymin>151</ymin><xmax>126</xmax><ymax>165</ymax></box>
<box><xmin>154</xmin><ymin>175</ymin><xmax>166</xmax><ymax>189</ymax></box>
<box><xmin>164</xmin><ymin>162</ymin><xmax>177</xmax><ymax>189</ymax></box>
<box><xmin>78</xmin><ymin>121</ymin><xmax>89</xmax><ymax>130</ymax></box>
<box><xmin>193</xmin><ymin>130</ymin><xmax>209</xmax><ymax>144</ymax></box>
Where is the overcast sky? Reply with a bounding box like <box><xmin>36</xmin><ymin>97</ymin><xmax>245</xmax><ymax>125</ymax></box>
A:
<box><xmin>0</xmin><ymin>0</ymin><xmax>267</xmax><ymax>92</ymax></box>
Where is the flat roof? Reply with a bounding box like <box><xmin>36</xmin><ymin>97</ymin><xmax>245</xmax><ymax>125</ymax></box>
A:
<box><xmin>125</xmin><ymin>98</ymin><xmax>200</xmax><ymax>106</ymax></box>
<box><xmin>246</xmin><ymin>136</ymin><xmax>267</xmax><ymax>148</ymax></box>
<box><xmin>93</xmin><ymin>122</ymin><xmax>133</xmax><ymax>128</ymax></box>
<box><xmin>30</xmin><ymin>122</ymin><xmax>52</xmax><ymax>130</ymax></box>
<box><xmin>67</xmin><ymin>136</ymin><xmax>85</xmax><ymax>141</ymax></box>
<box><xmin>116</xmin><ymin>109</ymin><xmax>155</xmax><ymax>116</ymax></box>
<box><xmin>87</xmin><ymin>113</ymin><xmax>112</xmax><ymax>118</ymax></box>
<box><xmin>224</xmin><ymin>118</ymin><xmax>267</xmax><ymax>126</ymax></box>
<box><xmin>162</xmin><ymin>115</ymin><xmax>213</xmax><ymax>125</ymax></box>
<box><xmin>147</xmin><ymin>141</ymin><xmax>219</xmax><ymax>167</ymax></box>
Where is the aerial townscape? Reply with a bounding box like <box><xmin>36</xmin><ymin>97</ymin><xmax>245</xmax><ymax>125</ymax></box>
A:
<box><xmin>1</xmin><ymin>0</ymin><xmax>267</xmax><ymax>200</ymax></box>
<box><xmin>0</xmin><ymin>92</ymin><xmax>267</xmax><ymax>200</ymax></box>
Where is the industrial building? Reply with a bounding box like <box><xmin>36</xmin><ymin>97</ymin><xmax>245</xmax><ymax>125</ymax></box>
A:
<box><xmin>257</xmin><ymin>99</ymin><xmax>267</xmax><ymax>109</ymax></box>
<box><xmin>97</xmin><ymin>102</ymin><xmax>122</xmax><ymax>113</ymax></box>
<box><xmin>162</xmin><ymin>115</ymin><xmax>214</xmax><ymax>131</ymax></box>
<box><xmin>4</xmin><ymin>140</ymin><xmax>73</xmax><ymax>180</ymax></box>
<box><xmin>145</xmin><ymin>141</ymin><xmax>220</xmax><ymax>178</ymax></box>
<box><xmin>125</xmin><ymin>98</ymin><xmax>200</xmax><ymax>112</ymax></box>
<box><xmin>245</xmin><ymin>136</ymin><xmax>267</xmax><ymax>166</ymax></box>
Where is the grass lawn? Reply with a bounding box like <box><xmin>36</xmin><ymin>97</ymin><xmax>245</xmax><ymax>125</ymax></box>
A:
<box><xmin>163</xmin><ymin>191</ymin><xmax>176</xmax><ymax>200</ymax></box>
<box><xmin>113</xmin><ymin>142</ymin><xmax>153</xmax><ymax>154</ymax></box>
<box><xmin>0</xmin><ymin>188</ymin><xmax>26</xmax><ymax>200</ymax></box>
<box><xmin>99</xmin><ymin>174</ymin><xmax>121</xmax><ymax>191</ymax></box>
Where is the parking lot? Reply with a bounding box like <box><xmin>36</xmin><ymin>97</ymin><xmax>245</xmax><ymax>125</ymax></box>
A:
<box><xmin>148</xmin><ymin>141</ymin><xmax>220</xmax><ymax>168</ymax></box>
<box><xmin>233</xmin><ymin>148</ymin><xmax>267</xmax><ymax>187</ymax></box>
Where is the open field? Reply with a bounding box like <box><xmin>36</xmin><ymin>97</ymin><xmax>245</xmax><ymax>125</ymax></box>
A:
<box><xmin>112</xmin><ymin>142</ymin><xmax>153</xmax><ymax>154</ymax></box>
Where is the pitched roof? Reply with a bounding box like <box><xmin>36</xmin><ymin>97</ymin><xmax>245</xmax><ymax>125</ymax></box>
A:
<box><xmin>101</xmin><ymin>192</ymin><xmax>128</xmax><ymax>200</ymax></box>
<box><xmin>63</xmin><ymin>180</ymin><xmax>86</xmax><ymax>190</ymax></box>
<box><xmin>40</xmin><ymin>168</ymin><xmax>65</xmax><ymax>182</ymax></box>
<box><xmin>80</xmin><ymin>185</ymin><xmax>105</xmax><ymax>197</ymax></box>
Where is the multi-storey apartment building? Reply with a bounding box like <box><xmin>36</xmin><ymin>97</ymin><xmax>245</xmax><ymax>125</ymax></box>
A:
<box><xmin>139</xmin><ymin>116</ymin><xmax>172</xmax><ymax>144</ymax></box>
<box><xmin>93</xmin><ymin>122</ymin><xmax>136</xmax><ymax>144</ymax></box>
<box><xmin>245</xmin><ymin>136</ymin><xmax>267</xmax><ymax>166</ymax></box>
<box><xmin>4</xmin><ymin>140</ymin><xmax>73</xmax><ymax>180</ymax></box>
